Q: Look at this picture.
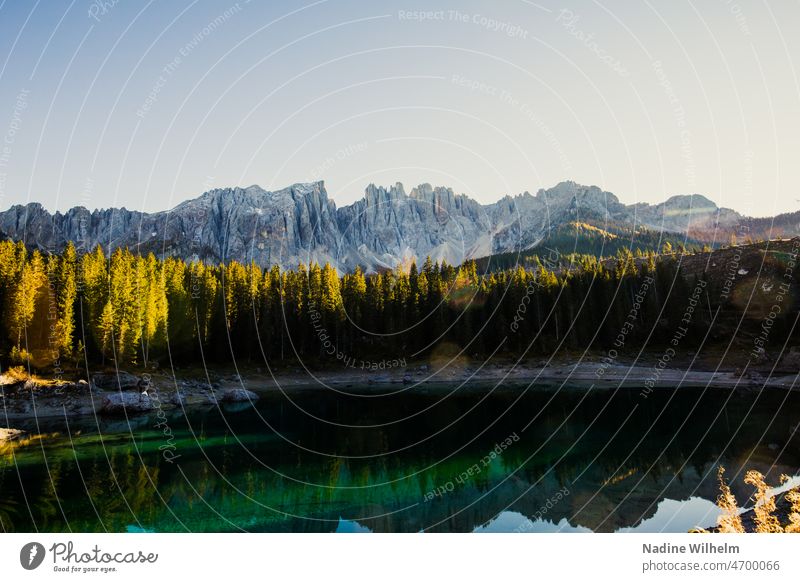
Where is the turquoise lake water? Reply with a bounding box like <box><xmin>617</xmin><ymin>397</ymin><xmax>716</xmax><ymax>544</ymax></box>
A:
<box><xmin>1</xmin><ymin>386</ymin><xmax>798</xmax><ymax>532</ymax></box>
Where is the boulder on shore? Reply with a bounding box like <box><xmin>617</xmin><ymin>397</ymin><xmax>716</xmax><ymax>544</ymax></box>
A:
<box><xmin>171</xmin><ymin>391</ymin><xmax>187</xmax><ymax>406</ymax></box>
<box><xmin>0</xmin><ymin>427</ymin><xmax>25</xmax><ymax>441</ymax></box>
<box><xmin>100</xmin><ymin>392</ymin><xmax>157</xmax><ymax>414</ymax></box>
<box><xmin>93</xmin><ymin>372</ymin><xmax>143</xmax><ymax>391</ymax></box>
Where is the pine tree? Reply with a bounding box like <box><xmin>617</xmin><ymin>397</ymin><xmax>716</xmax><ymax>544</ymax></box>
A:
<box><xmin>80</xmin><ymin>245</ymin><xmax>110</xmax><ymax>357</ymax></box>
<box><xmin>53</xmin><ymin>242</ymin><xmax>78</xmax><ymax>357</ymax></box>
<box><xmin>140</xmin><ymin>253</ymin><xmax>168</xmax><ymax>362</ymax></box>
<box><xmin>11</xmin><ymin>250</ymin><xmax>46</xmax><ymax>348</ymax></box>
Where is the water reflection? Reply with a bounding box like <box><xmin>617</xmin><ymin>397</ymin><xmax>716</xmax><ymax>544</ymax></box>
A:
<box><xmin>616</xmin><ymin>497</ymin><xmax>721</xmax><ymax>533</ymax></box>
<box><xmin>475</xmin><ymin>512</ymin><xmax>591</xmax><ymax>533</ymax></box>
<box><xmin>336</xmin><ymin>518</ymin><xmax>372</xmax><ymax>533</ymax></box>
<box><xmin>1</xmin><ymin>387</ymin><xmax>798</xmax><ymax>533</ymax></box>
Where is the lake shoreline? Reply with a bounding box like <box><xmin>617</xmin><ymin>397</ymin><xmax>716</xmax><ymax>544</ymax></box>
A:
<box><xmin>1</xmin><ymin>357</ymin><xmax>798</xmax><ymax>423</ymax></box>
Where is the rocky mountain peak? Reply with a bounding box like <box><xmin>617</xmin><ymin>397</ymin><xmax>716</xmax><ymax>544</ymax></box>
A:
<box><xmin>363</xmin><ymin>182</ymin><xmax>407</xmax><ymax>206</ymax></box>
<box><xmin>661</xmin><ymin>193</ymin><xmax>718</xmax><ymax>211</ymax></box>
<box><xmin>0</xmin><ymin>179</ymin><xmax>789</xmax><ymax>273</ymax></box>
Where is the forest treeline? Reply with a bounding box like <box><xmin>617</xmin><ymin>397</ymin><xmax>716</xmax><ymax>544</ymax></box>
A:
<box><xmin>0</xmin><ymin>238</ymin><xmax>796</xmax><ymax>373</ymax></box>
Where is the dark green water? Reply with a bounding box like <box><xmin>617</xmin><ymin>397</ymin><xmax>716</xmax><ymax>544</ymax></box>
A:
<box><xmin>1</xmin><ymin>386</ymin><xmax>798</xmax><ymax>533</ymax></box>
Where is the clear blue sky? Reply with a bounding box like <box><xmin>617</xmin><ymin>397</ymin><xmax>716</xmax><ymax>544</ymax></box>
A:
<box><xmin>0</xmin><ymin>0</ymin><xmax>798</xmax><ymax>216</ymax></box>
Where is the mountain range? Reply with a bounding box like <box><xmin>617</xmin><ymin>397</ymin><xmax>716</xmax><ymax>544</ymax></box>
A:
<box><xmin>0</xmin><ymin>180</ymin><xmax>797</xmax><ymax>272</ymax></box>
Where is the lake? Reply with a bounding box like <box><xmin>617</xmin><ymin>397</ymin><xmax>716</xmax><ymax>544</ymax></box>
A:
<box><xmin>1</xmin><ymin>385</ymin><xmax>798</xmax><ymax>533</ymax></box>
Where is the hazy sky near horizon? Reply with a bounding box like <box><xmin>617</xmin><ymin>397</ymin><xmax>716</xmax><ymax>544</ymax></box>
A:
<box><xmin>0</xmin><ymin>0</ymin><xmax>798</xmax><ymax>216</ymax></box>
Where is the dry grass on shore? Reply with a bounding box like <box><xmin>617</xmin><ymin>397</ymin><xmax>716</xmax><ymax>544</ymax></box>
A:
<box><xmin>698</xmin><ymin>467</ymin><xmax>800</xmax><ymax>533</ymax></box>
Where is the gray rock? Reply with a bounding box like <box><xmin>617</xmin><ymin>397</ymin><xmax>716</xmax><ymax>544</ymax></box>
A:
<box><xmin>93</xmin><ymin>372</ymin><xmax>142</xmax><ymax>390</ymax></box>
<box><xmin>221</xmin><ymin>401</ymin><xmax>253</xmax><ymax>414</ymax></box>
<box><xmin>52</xmin><ymin>381</ymin><xmax>92</xmax><ymax>396</ymax></box>
<box><xmin>100</xmin><ymin>392</ymin><xmax>157</xmax><ymax>414</ymax></box>
<box><xmin>170</xmin><ymin>391</ymin><xmax>187</xmax><ymax>406</ymax></box>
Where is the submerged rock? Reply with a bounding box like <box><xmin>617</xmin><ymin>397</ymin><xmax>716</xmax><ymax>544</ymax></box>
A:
<box><xmin>221</xmin><ymin>401</ymin><xmax>254</xmax><ymax>414</ymax></box>
<box><xmin>214</xmin><ymin>388</ymin><xmax>259</xmax><ymax>403</ymax></box>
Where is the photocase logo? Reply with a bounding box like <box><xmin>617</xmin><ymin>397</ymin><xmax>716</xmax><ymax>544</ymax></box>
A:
<box><xmin>19</xmin><ymin>542</ymin><xmax>46</xmax><ymax>570</ymax></box>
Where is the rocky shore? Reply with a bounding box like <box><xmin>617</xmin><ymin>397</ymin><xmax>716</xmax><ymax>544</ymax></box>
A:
<box><xmin>0</xmin><ymin>427</ymin><xmax>25</xmax><ymax>441</ymax></box>
<box><xmin>1</xmin><ymin>356</ymin><xmax>797</xmax><ymax>426</ymax></box>
<box><xmin>0</xmin><ymin>369</ymin><xmax>259</xmax><ymax>422</ymax></box>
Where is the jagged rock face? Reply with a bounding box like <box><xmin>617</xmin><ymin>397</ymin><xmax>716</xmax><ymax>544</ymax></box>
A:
<box><xmin>0</xmin><ymin>180</ymin><xmax>796</xmax><ymax>272</ymax></box>
<box><xmin>0</xmin><ymin>183</ymin><xmax>342</xmax><ymax>268</ymax></box>
<box><xmin>487</xmin><ymin>182</ymin><xmax>629</xmax><ymax>252</ymax></box>
<box><xmin>335</xmin><ymin>183</ymin><xmax>494</xmax><ymax>270</ymax></box>
<box><xmin>630</xmin><ymin>193</ymin><xmax>742</xmax><ymax>237</ymax></box>
<box><xmin>164</xmin><ymin>183</ymin><xmax>340</xmax><ymax>267</ymax></box>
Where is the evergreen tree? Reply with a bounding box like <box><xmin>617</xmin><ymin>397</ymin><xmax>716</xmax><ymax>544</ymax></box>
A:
<box><xmin>53</xmin><ymin>242</ymin><xmax>78</xmax><ymax>357</ymax></box>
